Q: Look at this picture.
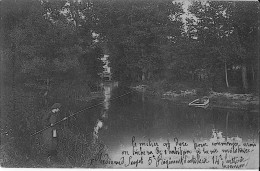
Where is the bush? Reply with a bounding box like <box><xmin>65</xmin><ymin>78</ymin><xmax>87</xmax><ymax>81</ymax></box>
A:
<box><xmin>1</xmin><ymin>80</ymin><xmax>105</xmax><ymax>168</ymax></box>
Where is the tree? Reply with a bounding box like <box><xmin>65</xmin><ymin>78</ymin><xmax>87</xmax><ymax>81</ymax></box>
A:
<box><xmin>1</xmin><ymin>0</ymin><xmax>43</xmax><ymax>110</ymax></box>
<box><xmin>79</xmin><ymin>46</ymin><xmax>103</xmax><ymax>83</ymax></box>
<box><xmin>3</xmin><ymin>0</ymin><xmax>86</xmax><ymax>105</ymax></box>
<box><xmin>229</xmin><ymin>1</ymin><xmax>258</xmax><ymax>92</ymax></box>
<box><xmin>187</xmin><ymin>1</ymin><xmax>258</xmax><ymax>92</ymax></box>
<box><xmin>87</xmin><ymin>0</ymin><xmax>184</xmax><ymax>82</ymax></box>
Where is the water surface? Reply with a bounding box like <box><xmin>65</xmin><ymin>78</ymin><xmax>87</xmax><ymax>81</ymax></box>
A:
<box><xmin>74</xmin><ymin>86</ymin><xmax>259</xmax><ymax>168</ymax></box>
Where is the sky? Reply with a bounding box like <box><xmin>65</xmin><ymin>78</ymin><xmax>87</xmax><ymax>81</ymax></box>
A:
<box><xmin>173</xmin><ymin>0</ymin><xmax>198</xmax><ymax>33</ymax></box>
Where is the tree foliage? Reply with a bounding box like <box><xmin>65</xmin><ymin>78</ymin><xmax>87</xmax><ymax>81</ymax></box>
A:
<box><xmin>185</xmin><ymin>1</ymin><xmax>258</xmax><ymax>92</ymax></box>
<box><xmin>2</xmin><ymin>0</ymin><xmax>258</xmax><ymax>91</ymax></box>
<box><xmin>86</xmin><ymin>0</ymin><xmax>184</xmax><ymax>82</ymax></box>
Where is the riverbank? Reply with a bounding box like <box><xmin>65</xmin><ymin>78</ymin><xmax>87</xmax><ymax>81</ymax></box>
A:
<box><xmin>131</xmin><ymin>81</ymin><xmax>259</xmax><ymax>112</ymax></box>
<box><xmin>0</xmin><ymin>82</ymin><xmax>106</xmax><ymax>167</ymax></box>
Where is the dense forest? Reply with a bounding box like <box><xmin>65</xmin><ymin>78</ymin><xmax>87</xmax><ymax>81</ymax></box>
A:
<box><xmin>102</xmin><ymin>0</ymin><xmax>258</xmax><ymax>93</ymax></box>
<box><xmin>0</xmin><ymin>0</ymin><xmax>258</xmax><ymax>167</ymax></box>
<box><xmin>1</xmin><ymin>0</ymin><xmax>258</xmax><ymax>94</ymax></box>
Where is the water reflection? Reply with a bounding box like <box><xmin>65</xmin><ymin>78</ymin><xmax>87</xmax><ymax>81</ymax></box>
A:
<box><xmin>210</xmin><ymin>129</ymin><xmax>242</xmax><ymax>143</ymax></box>
<box><xmin>96</xmin><ymin>87</ymin><xmax>258</xmax><ymax>168</ymax></box>
<box><xmin>92</xmin><ymin>82</ymin><xmax>118</xmax><ymax>143</ymax></box>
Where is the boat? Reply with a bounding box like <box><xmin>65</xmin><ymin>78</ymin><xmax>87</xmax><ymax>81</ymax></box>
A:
<box><xmin>188</xmin><ymin>96</ymin><xmax>209</xmax><ymax>108</ymax></box>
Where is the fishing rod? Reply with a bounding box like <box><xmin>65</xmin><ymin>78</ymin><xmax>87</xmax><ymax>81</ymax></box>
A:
<box><xmin>30</xmin><ymin>90</ymin><xmax>135</xmax><ymax>137</ymax></box>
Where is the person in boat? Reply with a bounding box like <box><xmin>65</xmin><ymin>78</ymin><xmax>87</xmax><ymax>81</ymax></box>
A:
<box><xmin>42</xmin><ymin>103</ymin><xmax>62</xmax><ymax>163</ymax></box>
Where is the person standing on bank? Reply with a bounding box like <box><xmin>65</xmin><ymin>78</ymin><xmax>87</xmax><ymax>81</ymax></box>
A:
<box><xmin>42</xmin><ymin>103</ymin><xmax>62</xmax><ymax>163</ymax></box>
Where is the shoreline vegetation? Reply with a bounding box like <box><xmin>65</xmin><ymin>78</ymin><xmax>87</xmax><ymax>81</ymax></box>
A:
<box><xmin>0</xmin><ymin>82</ymin><xmax>106</xmax><ymax>168</ymax></box>
<box><xmin>131</xmin><ymin>81</ymin><xmax>259</xmax><ymax>112</ymax></box>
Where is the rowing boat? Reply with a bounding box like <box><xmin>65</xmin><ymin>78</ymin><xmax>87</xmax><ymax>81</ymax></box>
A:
<box><xmin>188</xmin><ymin>96</ymin><xmax>209</xmax><ymax>108</ymax></box>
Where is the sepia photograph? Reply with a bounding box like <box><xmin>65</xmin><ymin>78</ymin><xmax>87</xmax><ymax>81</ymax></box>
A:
<box><xmin>0</xmin><ymin>0</ymin><xmax>259</xmax><ymax>169</ymax></box>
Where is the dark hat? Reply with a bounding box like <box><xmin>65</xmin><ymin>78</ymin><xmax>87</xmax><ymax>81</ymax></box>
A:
<box><xmin>51</xmin><ymin>103</ymin><xmax>62</xmax><ymax>110</ymax></box>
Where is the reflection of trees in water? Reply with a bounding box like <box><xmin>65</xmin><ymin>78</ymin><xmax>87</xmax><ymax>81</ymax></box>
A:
<box><xmin>97</xmin><ymin>87</ymin><xmax>258</xmax><ymax>146</ymax></box>
<box><xmin>147</xmin><ymin>99</ymin><xmax>258</xmax><ymax>142</ymax></box>
<box><xmin>210</xmin><ymin>129</ymin><xmax>243</xmax><ymax>143</ymax></box>
<box><xmin>209</xmin><ymin>109</ymin><xmax>258</xmax><ymax>142</ymax></box>
<box><xmin>92</xmin><ymin>83</ymin><xmax>118</xmax><ymax>144</ymax></box>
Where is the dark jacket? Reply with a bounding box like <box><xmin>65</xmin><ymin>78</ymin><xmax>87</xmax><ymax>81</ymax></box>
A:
<box><xmin>43</xmin><ymin>111</ymin><xmax>59</xmax><ymax>129</ymax></box>
<box><xmin>42</xmin><ymin>111</ymin><xmax>60</xmax><ymax>152</ymax></box>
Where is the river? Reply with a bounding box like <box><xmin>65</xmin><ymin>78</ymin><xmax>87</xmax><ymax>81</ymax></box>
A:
<box><xmin>70</xmin><ymin>84</ymin><xmax>259</xmax><ymax>169</ymax></box>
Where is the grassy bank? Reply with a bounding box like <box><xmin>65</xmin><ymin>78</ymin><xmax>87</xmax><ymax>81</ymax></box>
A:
<box><xmin>131</xmin><ymin>80</ymin><xmax>259</xmax><ymax>112</ymax></box>
<box><xmin>0</xmin><ymin>80</ymin><xmax>106</xmax><ymax>168</ymax></box>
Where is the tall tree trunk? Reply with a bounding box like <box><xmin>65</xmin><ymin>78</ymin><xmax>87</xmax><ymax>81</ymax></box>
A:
<box><xmin>12</xmin><ymin>52</ymin><xmax>16</xmax><ymax>111</ymax></box>
<box><xmin>252</xmin><ymin>65</ymin><xmax>255</xmax><ymax>81</ymax></box>
<box><xmin>147</xmin><ymin>71</ymin><xmax>152</xmax><ymax>80</ymax></box>
<box><xmin>241</xmin><ymin>64</ymin><xmax>248</xmax><ymax>93</ymax></box>
<box><xmin>225</xmin><ymin>61</ymin><xmax>229</xmax><ymax>88</ymax></box>
<box><xmin>43</xmin><ymin>77</ymin><xmax>50</xmax><ymax>106</ymax></box>
<box><xmin>142</xmin><ymin>71</ymin><xmax>145</xmax><ymax>81</ymax></box>
<box><xmin>141</xmin><ymin>47</ymin><xmax>146</xmax><ymax>81</ymax></box>
<box><xmin>0</xmin><ymin>50</ymin><xmax>3</xmax><ymax>96</ymax></box>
